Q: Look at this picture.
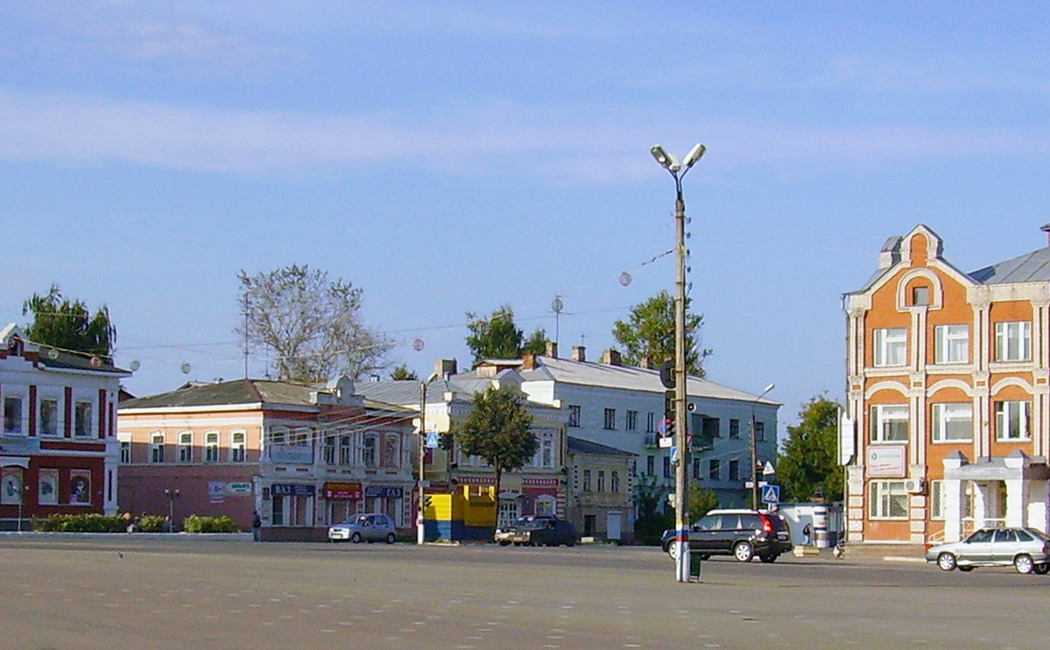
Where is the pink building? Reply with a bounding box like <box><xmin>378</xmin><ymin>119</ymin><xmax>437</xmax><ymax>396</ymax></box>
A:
<box><xmin>118</xmin><ymin>377</ymin><xmax>415</xmax><ymax>541</ymax></box>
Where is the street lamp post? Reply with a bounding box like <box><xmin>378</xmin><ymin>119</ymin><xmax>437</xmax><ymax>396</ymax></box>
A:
<box><xmin>651</xmin><ymin>142</ymin><xmax>706</xmax><ymax>583</ymax></box>
<box><xmin>164</xmin><ymin>488</ymin><xmax>180</xmax><ymax>533</ymax></box>
<box><xmin>750</xmin><ymin>384</ymin><xmax>776</xmax><ymax>510</ymax></box>
<box><xmin>418</xmin><ymin>373</ymin><xmax>439</xmax><ymax>545</ymax></box>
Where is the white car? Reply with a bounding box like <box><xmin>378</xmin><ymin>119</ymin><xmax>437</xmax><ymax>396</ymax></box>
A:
<box><xmin>924</xmin><ymin>527</ymin><xmax>1050</xmax><ymax>574</ymax></box>
<box><xmin>327</xmin><ymin>513</ymin><xmax>397</xmax><ymax>544</ymax></box>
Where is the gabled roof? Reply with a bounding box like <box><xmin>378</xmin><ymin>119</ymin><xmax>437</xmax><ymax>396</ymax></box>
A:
<box><xmin>120</xmin><ymin>378</ymin><xmax>335</xmax><ymax>410</ymax></box>
<box><xmin>568</xmin><ymin>436</ymin><xmax>635</xmax><ymax>457</ymax></box>
<box><xmin>969</xmin><ymin>246</ymin><xmax>1050</xmax><ymax>284</ymax></box>
<box><xmin>0</xmin><ymin>323</ymin><xmax>130</xmax><ymax>376</ymax></box>
<box><xmin>519</xmin><ymin>356</ymin><xmax>779</xmax><ymax>405</ymax></box>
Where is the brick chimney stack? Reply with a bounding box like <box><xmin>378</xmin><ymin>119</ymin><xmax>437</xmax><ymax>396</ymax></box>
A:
<box><xmin>571</xmin><ymin>346</ymin><xmax>586</xmax><ymax>362</ymax></box>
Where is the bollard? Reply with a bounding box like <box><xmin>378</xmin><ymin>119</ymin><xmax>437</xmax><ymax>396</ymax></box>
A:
<box><xmin>689</xmin><ymin>550</ymin><xmax>702</xmax><ymax>582</ymax></box>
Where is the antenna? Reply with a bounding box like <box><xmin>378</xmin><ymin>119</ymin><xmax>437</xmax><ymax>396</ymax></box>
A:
<box><xmin>551</xmin><ymin>295</ymin><xmax>564</xmax><ymax>351</ymax></box>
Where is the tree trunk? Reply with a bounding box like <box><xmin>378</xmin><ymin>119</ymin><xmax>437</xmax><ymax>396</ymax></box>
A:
<box><xmin>493</xmin><ymin>465</ymin><xmax>503</xmax><ymax>534</ymax></box>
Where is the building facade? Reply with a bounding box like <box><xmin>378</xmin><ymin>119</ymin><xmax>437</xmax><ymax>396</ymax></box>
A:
<box><xmin>566</xmin><ymin>436</ymin><xmax>635</xmax><ymax>541</ymax></box>
<box><xmin>354</xmin><ymin>361</ymin><xmax>568</xmax><ymax>531</ymax></box>
<box><xmin>118</xmin><ymin>377</ymin><xmax>414</xmax><ymax>540</ymax></box>
<box><xmin>844</xmin><ymin>224</ymin><xmax>1050</xmax><ymax>545</ymax></box>
<box><xmin>0</xmin><ymin>324</ymin><xmax>129</xmax><ymax>528</ymax></box>
<box><xmin>518</xmin><ymin>345</ymin><xmax>780</xmax><ymax>514</ymax></box>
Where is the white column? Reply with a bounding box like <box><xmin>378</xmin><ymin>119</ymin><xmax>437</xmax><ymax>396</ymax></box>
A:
<box><xmin>943</xmin><ymin>478</ymin><xmax>963</xmax><ymax>542</ymax></box>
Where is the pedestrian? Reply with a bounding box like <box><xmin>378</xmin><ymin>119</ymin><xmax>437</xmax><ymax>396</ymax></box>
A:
<box><xmin>252</xmin><ymin>511</ymin><xmax>262</xmax><ymax>542</ymax></box>
<box><xmin>803</xmin><ymin>522</ymin><xmax>812</xmax><ymax>545</ymax></box>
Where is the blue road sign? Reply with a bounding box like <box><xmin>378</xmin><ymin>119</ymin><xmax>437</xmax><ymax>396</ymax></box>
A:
<box><xmin>761</xmin><ymin>484</ymin><xmax>780</xmax><ymax>504</ymax></box>
<box><xmin>425</xmin><ymin>432</ymin><xmax>440</xmax><ymax>449</ymax></box>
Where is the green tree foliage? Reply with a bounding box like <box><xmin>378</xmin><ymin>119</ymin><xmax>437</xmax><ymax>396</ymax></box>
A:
<box><xmin>22</xmin><ymin>285</ymin><xmax>116</xmax><ymax>361</ymax></box>
<box><xmin>632</xmin><ymin>473</ymin><xmax>672</xmax><ymax>545</ymax></box>
<box><xmin>687</xmin><ymin>484</ymin><xmax>719</xmax><ymax>521</ymax></box>
<box><xmin>777</xmin><ymin>395</ymin><xmax>844</xmax><ymax>502</ymax></box>
<box><xmin>611</xmin><ymin>290</ymin><xmax>711</xmax><ymax>377</ymax></box>
<box><xmin>237</xmin><ymin>264</ymin><xmax>392</xmax><ymax>383</ymax></box>
<box><xmin>389</xmin><ymin>364</ymin><xmax>418</xmax><ymax>381</ymax></box>
<box><xmin>465</xmin><ymin>305</ymin><xmax>547</xmax><ymax>367</ymax></box>
<box><xmin>453</xmin><ymin>385</ymin><xmax>537</xmax><ymax>524</ymax></box>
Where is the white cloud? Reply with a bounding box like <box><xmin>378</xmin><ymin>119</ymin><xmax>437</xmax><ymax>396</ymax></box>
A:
<box><xmin>0</xmin><ymin>90</ymin><xmax>1048</xmax><ymax>183</ymax></box>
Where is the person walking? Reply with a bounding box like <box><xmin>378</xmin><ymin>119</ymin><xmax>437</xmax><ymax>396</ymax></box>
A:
<box><xmin>252</xmin><ymin>511</ymin><xmax>262</xmax><ymax>542</ymax></box>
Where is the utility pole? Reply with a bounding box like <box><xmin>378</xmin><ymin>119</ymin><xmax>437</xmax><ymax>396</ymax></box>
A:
<box><xmin>651</xmin><ymin>143</ymin><xmax>706</xmax><ymax>582</ymax></box>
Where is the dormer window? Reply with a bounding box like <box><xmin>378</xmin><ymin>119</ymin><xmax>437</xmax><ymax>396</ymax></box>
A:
<box><xmin>8</xmin><ymin>337</ymin><xmax>24</xmax><ymax>357</ymax></box>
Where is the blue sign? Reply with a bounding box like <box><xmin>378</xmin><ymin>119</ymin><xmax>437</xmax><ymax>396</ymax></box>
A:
<box><xmin>364</xmin><ymin>486</ymin><xmax>403</xmax><ymax>498</ymax></box>
<box><xmin>271</xmin><ymin>484</ymin><xmax>316</xmax><ymax>497</ymax></box>
<box><xmin>425</xmin><ymin>432</ymin><xmax>440</xmax><ymax>448</ymax></box>
<box><xmin>761</xmin><ymin>484</ymin><xmax>780</xmax><ymax>504</ymax></box>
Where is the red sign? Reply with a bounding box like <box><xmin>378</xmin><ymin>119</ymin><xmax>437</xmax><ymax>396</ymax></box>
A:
<box><xmin>324</xmin><ymin>482</ymin><xmax>362</xmax><ymax>500</ymax></box>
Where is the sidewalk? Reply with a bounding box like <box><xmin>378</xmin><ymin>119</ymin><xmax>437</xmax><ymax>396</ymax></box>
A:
<box><xmin>791</xmin><ymin>542</ymin><xmax>926</xmax><ymax>563</ymax></box>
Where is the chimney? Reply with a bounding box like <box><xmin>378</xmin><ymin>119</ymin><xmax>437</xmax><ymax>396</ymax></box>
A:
<box><xmin>640</xmin><ymin>356</ymin><xmax>654</xmax><ymax>369</ymax></box>
<box><xmin>545</xmin><ymin>341</ymin><xmax>558</xmax><ymax>359</ymax></box>
<box><xmin>601</xmin><ymin>349</ymin><xmax>622</xmax><ymax>366</ymax></box>
<box><xmin>1042</xmin><ymin>223</ymin><xmax>1050</xmax><ymax>247</ymax></box>
<box><xmin>435</xmin><ymin>358</ymin><xmax>457</xmax><ymax>379</ymax></box>
<box><xmin>522</xmin><ymin>353</ymin><xmax>537</xmax><ymax>370</ymax></box>
<box><xmin>571</xmin><ymin>346</ymin><xmax>586</xmax><ymax>362</ymax></box>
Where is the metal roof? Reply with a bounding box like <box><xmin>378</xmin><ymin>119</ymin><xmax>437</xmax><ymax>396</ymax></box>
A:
<box><xmin>969</xmin><ymin>246</ymin><xmax>1050</xmax><ymax>284</ymax></box>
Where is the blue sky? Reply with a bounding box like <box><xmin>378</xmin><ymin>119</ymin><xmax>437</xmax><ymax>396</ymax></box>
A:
<box><xmin>3</xmin><ymin>2</ymin><xmax>1050</xmax><ymax>435</ymax></box>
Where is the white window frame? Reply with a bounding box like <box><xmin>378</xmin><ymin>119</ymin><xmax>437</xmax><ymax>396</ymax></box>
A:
<box><xmin>930</xmin><ymin>479</ymin><xmax>945</xmax><ymax>520</ymax></box>
<box><xmin>870</xmin><ymin>480</ymin><xmax>908</xmax><ymax>519</ymax></box>
<box><xmin>874</xmin><ymin>328</ymin><xmax>907</xmax><ymax>367</ymax></box>
<box><xmin>603</xmin><ymin>408</ymin><xmax>616</xmax><ymax>430</ymax></box>
<box><xmin>870</xmin><ymin>404</ymin><xmax>909</xmax><ymax>443</ymax></box>
<box><xmin>934</xmin><ymin>324</ymin><xmax>969</xmax><ymax>365</ymax></box>
<box><xmin>931</xmin><ymin>403</ymin><xmax>973</xmax><ymax>442</ymax></box>
<box><xmin>361</xmin><ymin>433</ymin><xmax>378</xmax><ymax>468</ymax></box>
<box><xmin>323</xmin><ymin>435</ymin><xmax>336</xmax><ymax>465</ymax></box>
<box><xmin>646</xmin><ymin>412</ymin><xmax>655</xmax><ymax>433</ymax></box>
<box><xmin>230</xmin><ymin>431</ymin><xmax>246</xmax><ymax>463</ymax></box>
<box><xmin>568</xmin><ymin>405</ymin><xmax>581</xmax><ymax>428</ymax></box>
<box><xmin>178</xmin><ymin>432</ymin><xmax>193</xmax><ymax>463</ymax></box>
<box><xmin>582</xmin><ymin>469</ymin><xmax>591</xmax><ymax>492</ymax></box>
<box><xmin>995</xmin><ymin>321</ymin><xmax>1031</xmax><ymax>362</ymax></box>
<box><xmin>74</xmin><ymin>400</ymin><xmax>94</xmax><ymax>438</ymax></box>
<box><xmin>120</xmin><ymin>440</ymin><xmax>131</xmax><ymax>464</ymax></box>
<box><xmin>1</xmin><ymin>468</ymin><xmax>23</xmax><ymax>505</ymax></box>
<box><xmin>38</xmin><ymin>397</ymin><xmax>61</xmax><ymax>437</ymax></box>
<box><xmin>38</xmin><ymin>469</ymin><xmax>59</xmax><ymax>505</ymax></box>
<box><xmin>996</xmin><ymin>400</ymin><xmax>1031</xmax><ymax>441</ymax></box>
<box><xmin>597</xmin><ymin>470</ymin><xmax>606</xmax><ymax>492</ymax></box>
<box><xmin>204</xmin><ymin>431</ymin><xmax>220</xmax><ymax>463</ymax></box>
<box><xmin>150</xmin><ymin>432</ymin><xmax>165</xmax><ymax>463</ymax></box>
<box><xmin>625</xmin><ymin>410</ymin><xmax>638</xmax><ymax>431</ymax></box>
<box><xmin>382</xmin><ymin>433</ymin><xmax>400</xmax><ymax>468</ymax></box>
<box><xmin>3</xmin><ymin>394</ymin><xmax>24</xmax><ymax>435</ymax></box>
<box><xmin>611</xmin><ymin>470</ymin><xmax>620</xmax><ymax>493</ymax></box>
<box><xmin>338</xmin><ymin>434</ymin><xmax>353</xmax><ymax>466</ymax></box>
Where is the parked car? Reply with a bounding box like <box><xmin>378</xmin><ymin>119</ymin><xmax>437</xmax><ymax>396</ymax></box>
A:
<box><xmin>661</xmin><ymin>509</ymin><xmax>793</xmax><ymax>563</ymax></box>
<box><xmin>924</xmin><ymin>527</ymin><xmax>1050</xmax><ymax>574</ymax></box>
<box><xmin>327</xmin><ymin>513</ymin><xmax>397</xmax><ymax>544</ymax></box>
<box><xmin>495</xmin><ymin>516</ymin><xmax>578</xmax><ymax>547</ymax></box>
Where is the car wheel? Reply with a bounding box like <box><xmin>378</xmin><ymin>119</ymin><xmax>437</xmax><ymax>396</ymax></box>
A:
<box><xmin>385</xmin><ymin>533</ymin><xmax>396</xmax><ymax>544</ymax></box>
<box><xmin>351</xmin><ymin>532</ymin><xmax>362</xmax><ymax>544</ymax></box>
<box><xmin>667</xmin><ymin>544</ymin><xmax>679</xmax><ymax>561</ymax></box>
<box><xmin>937</xmin><ymin>552</ymin><xmax>957</xmax><ymax>571</ymax></box>
<box><xmin>1015</xmin><ymin>554</ymin><xmax>1035</xmax><ymax>574</ymax></box>
<box><xmin>499</xmin><ymin>541</ymin><xmax>511</xmax><ymax>547</ymax></box>
<box><xmin>958</xmin><ymin>566</ymin><xmax>975</xmax><ymax>572</ymax></box>
<box><xmin>733</xmin><ymin>541</ymin><xmax>754</xmax><ymax>562</ymax></box>
<box><xmin>759</xmin><ymin>554</ymin><xmax>777</xmax><ymax>563</ymax></box>
<box><xmin>1035</xmin><ymin>563</ymin><xmax>1050</xmax><ymax>575</ymax></box>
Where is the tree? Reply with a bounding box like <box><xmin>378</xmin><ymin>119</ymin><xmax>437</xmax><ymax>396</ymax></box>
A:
<box><xmin>687</xmin><ymin>484</ymin><xmax>719</xmax><ymax>521</ymax></box>
<box><xmin>389</xmin><ymin>364</ymin><xmax>418</xmax><ymax>381</ymax></box>
<box><xmin>611</xmin><ymin>290</ymin><xmax>711</xmax><ymax>377</ymax></box>
<box><xmin>777</xmin><ymin>395</ymin><xmax>843</xmax><ymax>502</ymax></box>
<box><xmin>452</xmin><ymin>385</ymin><xmax>537</xmax><ymax>527</ymax></box>
<box><xmin>22</xmin><ymin>284</ymin><xmax>116</xmax><ymax>361</ymax></box>
<box><xmin>632</xmin><ymin>473</ymin><xmax>672</xmax><ymax>545</ymax></box>
<box><xmin>237</xmin><ymin>264</ymin><xmax>392</xmax><ymax>383</ymax></box>
<box><xmin>464</xmin><ymin>305</ymin><xmax>547</xmax><ymax>367</ymax></box>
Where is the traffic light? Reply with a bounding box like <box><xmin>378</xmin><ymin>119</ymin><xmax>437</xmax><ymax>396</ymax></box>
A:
<box><xmin>663</xmin><ymin>389</ymin><xmax>676</xmax><ymax>438</ymax></box>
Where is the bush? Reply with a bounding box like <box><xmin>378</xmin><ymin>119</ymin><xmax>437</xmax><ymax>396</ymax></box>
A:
<box><xmin>633</xmin><ymin>511</ymin><xmax>674</xmax><ymax>546</ymax></box>
<box><xmin>182</xmin><ymin>515</ymin><xmax>240</xmax><ymax>533</ymax></box>
<box><xmin>136</xmin><ymin>515</ymin><xmax>167</xmax><ymax>533</ymax></box>
<box><xmin>32</xmin><ymin>513</ymin><xmax>129</xmax><ymax>533</ymax></box>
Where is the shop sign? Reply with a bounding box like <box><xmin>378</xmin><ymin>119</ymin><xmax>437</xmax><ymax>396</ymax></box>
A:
<box><xmin>268</xmin><ymin>445</ymin><xmax>315</xmax><ymax>465</ymax></box>
<box><xmin>324</xmin><ymin>482</ymin><xmax>362</xmax><ymax>500</ymax></box>
<box><xmin>867</xmin><ymin>445</ymin><xmax>906</xmax><ymax>478</ymax></box>
<box><xmin>364</xmin><ymin>486</ymin><xmax>402</xmax><ymax>498</ymax></box>
<box><xmin>271</xmin><ymin>483</ymin><xmax>316</xmax><ymax>497</ymax></box>
<box><xmin>226</xmin><ymin>482</ymin><xmax>252</xmax><ymax>495</ymax></box>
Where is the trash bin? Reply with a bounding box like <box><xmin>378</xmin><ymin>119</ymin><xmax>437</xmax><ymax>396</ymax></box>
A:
<box><xmin>689</xmin><ymin>550</ymin><xmax>702</xmax><ymax>581</ymax></box>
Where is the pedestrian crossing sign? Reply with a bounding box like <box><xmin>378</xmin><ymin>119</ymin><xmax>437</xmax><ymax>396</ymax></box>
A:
<box><xmin>761</xmin><ymin>484</ymin><xmax>780</xmax><ymax>504</ymax></box>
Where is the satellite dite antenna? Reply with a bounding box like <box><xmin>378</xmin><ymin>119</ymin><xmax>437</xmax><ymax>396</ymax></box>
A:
<box><xmin>551</xmin><ymin>296</ymin><xmax>564</xmax><ymax>350</ymax></box>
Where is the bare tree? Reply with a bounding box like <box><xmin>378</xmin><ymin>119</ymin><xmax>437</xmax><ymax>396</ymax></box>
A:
<box><xmin>237</xmin><ymin>264</ymin><xmax>392</xmax><ymax>382</ymax></box>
